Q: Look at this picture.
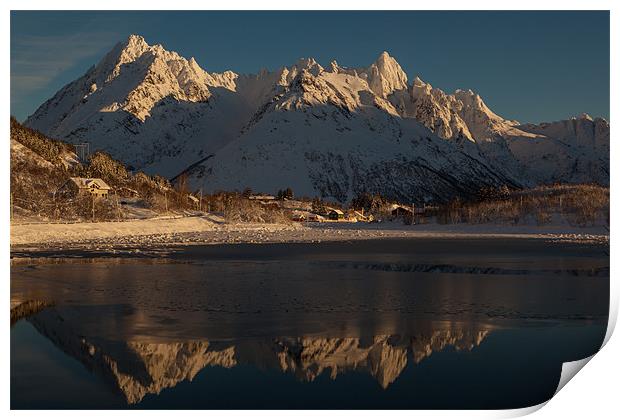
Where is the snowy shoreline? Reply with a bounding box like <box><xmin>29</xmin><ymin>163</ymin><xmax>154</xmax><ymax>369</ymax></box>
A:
<box><xmin>10</xmin><ymin>214</ymin><xmax>609</xmax><ymax>255</ymax></box>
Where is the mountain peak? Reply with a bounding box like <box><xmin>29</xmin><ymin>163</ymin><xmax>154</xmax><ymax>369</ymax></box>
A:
<box><xmin>377</xmin><ymin>50</ymin><xmax>392</xmax><ymax>61</ymax></box>
<box><xmin>454</xmin><ymin>88</ymin><xmax>476</xmax><ymax>97</ymax></box>
<box><xmin>97</xmin><ymin>33</ymin><xmax>152</xmax><ymax>84</ymax></box>
<box><xmin>412</xmin><ymin>76</ymin><xmax>426</xmax><ymax>87</ymax></box>
<box><xmin>371</xmin><ymin>51</ymin><xmax>401</xmax><ymax>69</ymax></box>
<box><xmin>119</xmin><ymin>34</ymin><xmax>150</xmax><ymax>58</ymax></box>
<box><xmin>365</xmin><ymin>51</ymin><xmax>408</xmax><ymax>98</ymax></box>
<box><xmin>60</xmin><ymin>33</ymin><xmax>228</xmax><ymax>122</ymax></box>
<box><xmin>454</xmin><ymin>89</ymin><xmax>486</xmax><ymax>109</ymax></box>
<box><xmin>126</xmin><ymin>34</ymin><xmax>148</xmax><ymax>47</ymax></box>
<box><xmin>576</xmin><ymin>113</ymin><xmax>593</xmax><ymax>121</ymax></box>
<box><xmin>292</xmin><ymin>57</ymin><xmax>323</xmax><ymax>76</ymax></box>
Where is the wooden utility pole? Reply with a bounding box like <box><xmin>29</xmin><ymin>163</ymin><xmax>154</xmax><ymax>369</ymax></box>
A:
<box><xmin>52</xmin><ymin>190</ymin><xmax>58</xmax><ymax>221</ymax></box>
<box><xmin>92</xmin><ymin>195</ymin><xmax>95</xmax><ymax>222</ymax></box>
<box><xmin>199</xmin><ymin>188</ymin><xmax>203</xmax><ymax>212</ymax></box>
<box><xmin>164</xmin><ymin>191</ymin><xmax>168</xmax><ymax>213</ymax></box>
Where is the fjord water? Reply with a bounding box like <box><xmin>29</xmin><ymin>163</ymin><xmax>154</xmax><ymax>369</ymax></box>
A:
<box><xmin>10</xmin><ymin>238</ymin><xmax>609</xmax><ymax>409</ymax></box>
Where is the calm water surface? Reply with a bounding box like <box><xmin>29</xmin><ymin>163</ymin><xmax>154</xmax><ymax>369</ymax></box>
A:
<box><xmin>10</xmin><ymin>238</ymin><xmax>609</xmax><ymax>409</ymax></box>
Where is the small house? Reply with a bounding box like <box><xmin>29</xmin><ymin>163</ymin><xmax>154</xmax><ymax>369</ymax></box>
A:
<box><xmin>58</xmin><ymin>177</ymin><xmax>111</xmax><ymax>198</ymax></box>
<box><xmin>391</xmin><ymin>205</ymin><xmax>413</xmax><ymax>218</ymax></box>
<box><xmin>291</xmin><ymin>212</ymin><xmax>307</xmax><ymax>222</ymax></box>
<box><xmin>327</xmin><ymin>208</ymin><xmax>345</xmax><ymax>221</ymax></box>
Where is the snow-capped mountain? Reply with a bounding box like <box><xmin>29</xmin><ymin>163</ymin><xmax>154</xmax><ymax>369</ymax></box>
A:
<box><xmin>25</xmin><ymin>35</ymin><xmax>249</xmax><ymax>178</ymax></box>
<box><xmin>197</xmin><ymin>67</ymin><xmax>517</xmax><ymax>202</ymax></box>
<box><xmin>24</xmin><ymin>34</ymin><xmax>609</xmax><ymax>202</ymax></box>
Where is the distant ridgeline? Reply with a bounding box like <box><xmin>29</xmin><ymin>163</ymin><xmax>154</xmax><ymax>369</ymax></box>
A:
<box><xmin>23</xmin><ymin>34</ymin><xmax>609</xmax><ymax>203</ymax></box>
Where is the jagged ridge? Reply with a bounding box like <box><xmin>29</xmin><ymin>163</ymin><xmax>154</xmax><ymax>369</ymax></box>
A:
<box><xmin>24</xmin><ymin>34</ymin><xmax>609</xmax><ymax>202</ymax></box>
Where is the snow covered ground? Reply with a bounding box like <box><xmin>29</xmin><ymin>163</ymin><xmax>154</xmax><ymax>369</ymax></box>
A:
<box><xmin>10</xmin><ymin>214</ymin><xmax>608</xmax><ymax>253</ymax></box>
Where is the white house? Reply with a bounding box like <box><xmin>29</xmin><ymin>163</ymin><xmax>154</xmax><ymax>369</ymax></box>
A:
<box><xmin>58</xmin><ymin>177</ymin><xmax>111</xmax><ymax>198</ymax></box>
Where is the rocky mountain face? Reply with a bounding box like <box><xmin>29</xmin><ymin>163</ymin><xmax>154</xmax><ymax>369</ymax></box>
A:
<box><xmin>29</xmin><ymin>308</ymin><xmax>490</xmax><ymax>404</ymax></box>
<box><xmin>24</xmin><ymin>34</ymin><xmax>609</xmax><ymax>203</ymax></box>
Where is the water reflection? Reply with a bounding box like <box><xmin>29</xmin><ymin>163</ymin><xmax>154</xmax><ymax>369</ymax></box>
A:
<box><xmin>10</xmin><ymin>239</ymin><xmax>609</xmax><ymax>408</ymax></box>
<box><xmin>27</xmin><ymin>307</ymin><xmax>491</xmax><ymax>404</ymax></box>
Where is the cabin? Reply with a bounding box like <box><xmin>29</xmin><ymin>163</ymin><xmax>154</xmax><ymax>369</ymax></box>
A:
<box><xmin>391</xmin><ymin>205</ymin><xmax>414</xmax><ymax>218</ymax></box>
<box><xmin>291</xmin><ymin>212</ymin><xmax>307</xmax><ymax>222</ymax></box>
<box><xmin>327</xmin><ymin>208</ymin><xmax>345</xmax><ymax>221</ymax></box>
<box><xmin>58</xmin><ymin>177</ymin><xmax>110</xmax><ymax>198</ymax></box>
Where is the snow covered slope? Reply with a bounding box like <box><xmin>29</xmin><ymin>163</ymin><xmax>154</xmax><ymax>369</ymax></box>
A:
<box><xmin>507</xmin><ymin>114</ymin><xmax>610</xmax><ymax>185</ymax></box>
<box><xmin>198</xmin><ymin>69</ymin><xmax>518</xmax><ymax>202</ymax></box>
<box><xmin>384</xmin><ymin>77</ymin><xmax>609</xmax><ymax>186</ymax></box>
<box><xmin>24</xmin><ymin>34</ymin><xmax>609</xmax><ymax>202</ymax></box>
<box><xmin>25</xmin><ymin>35</ymin><xmax>248</xmax><ymax>177</ymax></box>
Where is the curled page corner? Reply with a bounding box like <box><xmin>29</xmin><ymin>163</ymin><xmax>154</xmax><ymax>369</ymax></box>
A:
<box><xmin>554</xmin><ymin>355</ymin><xmax>595</xmax><ymax>396</ymax></box>
<box><xmin>602</xmin><ymin>303</ymin><xmax>618</xmax><ymax>348</ymax></box>
<box><xmin>505</xmin><ymin>356</ymin><xmax>596</xmax><ymax>418</ymax></box>
<box><xmin>498</xmin><ymin>401</ymin><xmax>548</xmax><ymax>418</ymax></box>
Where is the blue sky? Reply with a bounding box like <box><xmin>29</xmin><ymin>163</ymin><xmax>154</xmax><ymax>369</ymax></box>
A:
<box><xmin>11</xmin><ymin>11</ymin><xmax>609</xmax><ymax>123</ymax></box>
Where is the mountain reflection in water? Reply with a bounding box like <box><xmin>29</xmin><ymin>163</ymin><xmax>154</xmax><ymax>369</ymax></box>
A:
<box><xmin>27</xmin><ymin>307</ymin><xmax>490</xmax><ymax>405</ymax></box>
<box><xmin>11</xmin><ymin>239</ymin><xmax>609</xmax><ymax>409</ymax></box>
